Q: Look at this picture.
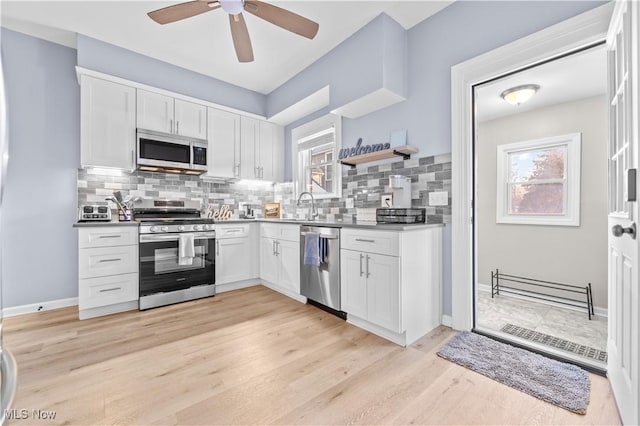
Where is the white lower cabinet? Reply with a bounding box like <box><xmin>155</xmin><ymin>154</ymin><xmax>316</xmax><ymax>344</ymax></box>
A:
<box><xmin>215</xmin><ymin>223</ymin><xmax>259</xmax><ymax>286</ymax></box>
<box><xmin>78</xmin><ymin>226</ymin><xmax>139</xmax><ymax>319</ymax></box>
<box><xmin>341</xmin><ymin>250</ymin><xmax>400</xmax><ymax>332</ymax></box>
<box><xmin>340</xmin><ymin>227</ymin><xmax>442</xmax><ymax>346</ymax></box>
<box><xmin>259</xmin><ymin>224</ymin><xmax>301</xmax><ymax>300</ymax></box>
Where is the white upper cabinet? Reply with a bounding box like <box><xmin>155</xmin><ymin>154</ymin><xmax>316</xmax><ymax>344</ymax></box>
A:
<box><xmin>258</xmin><ymin>121</ymin><xmax>284</xmax><ymax>182</ymax></box>
<box><xmin>240</xmin><ymin>116</ymin><xmax>259</xmax><ymax>180</ymax></box>
<box><xmin>208</xmin><ymin>109</ymin><xmax>282</xmax><ymax>182</ymax></box>
<box><xmin>207</xmin><ymin>108</ymin><xmax>240</xmax><ymax>179</ymax></box>
<box><xmin>136</xmin><ymin>90</ymin><xmax>173</xmax><ymax>134</ymax></box>
<box><xmin>174</xmin><ymin>99</ymin><xmax>207</xmax><ymax>139</ymax></box>
<box><xmin>80</xmin><ymin>76</ymin><xmax>136</xmax><ymax>170</ymax></box>
<box><xmin>137</xmin><ymin>89</ymin><xmax>207</xmax><ymax>139</ymax></box>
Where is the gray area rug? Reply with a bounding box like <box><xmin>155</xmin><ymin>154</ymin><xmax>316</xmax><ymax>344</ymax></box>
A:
<box><xmin>437</xmin><ymin>331</ymin><xmax>590</xmax><ymax>414</ymax></box>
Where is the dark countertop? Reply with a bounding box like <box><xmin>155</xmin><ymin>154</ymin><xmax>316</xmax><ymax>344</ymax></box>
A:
<box><xmin>218</xmin><ymin>218</ymin><xmax>444</xmax><ymax>231</ymax></box>
<box><xmin>73</xmin><ymin>218</ymin><xmax>443</xmax><ymax>231</ymax></box>
<box><xmin>73</xmin><ymin>221</ymin><xmax>141</xmax><ymax>228</ymax></box>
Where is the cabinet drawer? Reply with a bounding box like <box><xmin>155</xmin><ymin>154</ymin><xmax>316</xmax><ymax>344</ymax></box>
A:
<box><xmin>278</xmin><ymin>224</ymin><xmax>300</xmax><ymax>242</ymax></box>
<box><xmin>216</xmin><ymin>223</ymin><xmax>250</xmax><ymax>238</ymax></box>
<box><xmin>341</xmin><ymin>229</ymin><xmax>399</xmax><ymax>256</ymax></box>
<box><xmin>79</xmin><ymin>273</ymin><xmax>139</xmax><ymax>310</ymax></box>
<box><xmin>261</xmin><ymin>223</ymin><xmax>300</xmax><ymax>242</ymax></box>
<box><xmin>79</xmin><ymin>226</ymin><xmax>138</xmax><ymax>248</ymax></box>
<box><xmin>79</xmin><ymin>245</ymin><xmax>138</xmax><ymax>279</ymax></box>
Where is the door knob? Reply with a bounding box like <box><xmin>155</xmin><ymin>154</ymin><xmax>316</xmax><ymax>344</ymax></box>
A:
<box><xmin>611</xmin><ymin>223</ymin><xmax>636</xmax><ymax>239</ymax></box>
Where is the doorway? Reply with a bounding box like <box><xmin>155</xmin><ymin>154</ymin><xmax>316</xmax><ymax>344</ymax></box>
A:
<box><xmin>472</xmin><ymin>45</ymin><xmax>608</xmax><ymax>370</ymax></box>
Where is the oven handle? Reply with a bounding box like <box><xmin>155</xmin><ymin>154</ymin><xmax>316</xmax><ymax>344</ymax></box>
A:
<box><xmin>140</xmin><ymin>233</ymin><xmax>216</xmax><ymax>243</ymax></box>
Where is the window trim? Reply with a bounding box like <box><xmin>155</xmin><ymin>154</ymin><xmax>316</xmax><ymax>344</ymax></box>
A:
<box><xmin>291</xmin><ymin>114</ymin><xmax>342</xmax><ymax>200</ymax></box>
<box><xmin>496</xmin><ymin>133</ymin><xmax>581</xmax><ymax>226</ymax></box>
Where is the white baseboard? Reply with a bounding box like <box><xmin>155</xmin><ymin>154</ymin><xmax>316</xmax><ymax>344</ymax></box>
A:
<box><xmin>260</xmin><ymin>281</ymin><xmax>307</xmax><ymax>304</ymax></box>
<box><xmin>441</xmin><ymin>315</ymin><xmax>453</xmax><ymax>327</ymax></box>
<box><xmin>2</xmin><ymin>297</ymin><xmax>78</xmax><ymax>318</ymax></box>
<box><xmin>478</xmin><ymin>283</ymin><xmax>608</xmax><ymax>318</ymax></box>
<box><xmin>216</xmin><ymin>279</ymin><xmax>260</xmax><ymax>293</ymax></box>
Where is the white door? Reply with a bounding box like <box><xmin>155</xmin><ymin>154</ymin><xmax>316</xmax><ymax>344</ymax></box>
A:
<box><xmin>366</xmin><ymin>253</ymin><xmax>400</xmax><ymax>332</ymax></box>
<box><xmin>260</xmin><ymin>237</ymin><xmax>279</xmax><ymax>285</ymax></box>
<box><xmin>174</xmin><ymin>99</ymin><xmax>206</xmax><ymax>139</ymax></box>
<box><xmin>136</xmin><ymin>90</ymin><xmax>174</xmax><ymax>133</ymax></box>
<box><xmin>207</xmin><ymin>108</ymin><xmax>239</xmax><ymax>178</ymax></box>
<box><xmin>258</xmin><ymin>120</ymin><xmax>275</xmax><ymax>181</ymax></box>
<box><xmin>215</xmin><ymin>237</ymin><xmax>250</xmax><ymax>284</ymax></box>
<box><xmin>607</xmin><ymin>1</ymin><xmax>639</xmax><ymax>424</ymax></box>
<box><xmin>278</xmin><ymin>239</ymin><xmax>300</xmax><ymax>295</ymax></box>
<box><xmin>240</xmin><ymin>116</ymin><xmax>259</xmax><ymax>179</ymax></box>
<box><xmin>340</xmin><ymin>249</ymin><xmax>367</xmax><ymax>319</ymax></box>
<box><xmin>80</xmin><ymin>76</ymin><xmax>136</xmax><ymax>170</ymax></box>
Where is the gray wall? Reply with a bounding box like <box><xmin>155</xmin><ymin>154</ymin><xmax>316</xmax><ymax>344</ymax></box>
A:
<box><xmin>0</xmin><ymin>1</ymin><xmax>605</xmax><ymax>310</ymax></box>
<box><xmin>277</xmin><ymin>1</ymin><xmax>605</xmax><ymax>315</ymax></box>
<box><xmin>1</xmin><ymin>28</ymin><xmax>80</xmax><ymax>307</ymax></box>
<box><xmin>477</xmin><ymin>96</ymin><xmax>608</xmax><ymax>309</ymax></box>
<box><xmin>76</xmin><ymin>35</ymin><xmax>266</xmax><ymax>116</ymax></box>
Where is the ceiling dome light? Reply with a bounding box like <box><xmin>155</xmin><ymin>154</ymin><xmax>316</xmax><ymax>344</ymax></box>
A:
<box><xmin>500</xmin><ymin>84</ymin><xmax>540</xmax><ymax>105</ymax></box>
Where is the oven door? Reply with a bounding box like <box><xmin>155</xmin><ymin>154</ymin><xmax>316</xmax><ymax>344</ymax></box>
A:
<box><xmin>139</xmin><ymin>233</ymin><xmax>215</xmax><ymax>297</ymax></box>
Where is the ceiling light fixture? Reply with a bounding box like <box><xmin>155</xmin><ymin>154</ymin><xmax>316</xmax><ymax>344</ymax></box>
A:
<box><xmin>500</xmin><ymin>84</ymin><xmax>540</xmax><ymax>105</ymax></box>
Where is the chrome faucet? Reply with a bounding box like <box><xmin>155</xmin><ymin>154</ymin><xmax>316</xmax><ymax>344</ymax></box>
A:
<box><xmin>296</xmin><ymin>191</ymin><xmax>318</xmax><ymax>221</ymax></box>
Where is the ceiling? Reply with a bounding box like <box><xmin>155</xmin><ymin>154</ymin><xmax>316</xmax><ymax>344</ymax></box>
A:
<box><xmin>475</xmin><ymin>45</ymin><xmax>607</xmax><ymax>123</ymax></box>
<box><xmin>1</xmin><ymin>1</ymin><xmax>453</xmax><ymax>94</ymax></box>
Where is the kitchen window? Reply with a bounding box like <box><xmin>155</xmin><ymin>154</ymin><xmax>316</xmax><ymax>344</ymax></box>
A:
<box><xmin>496</xmin><ymin>133</ymin><xmax>581</xmax><ymax>226</ymax></box>
<box><xmin>292</xmin><ymin>114</ymin><xmax>342</xmax><ymax>199</ymax></box>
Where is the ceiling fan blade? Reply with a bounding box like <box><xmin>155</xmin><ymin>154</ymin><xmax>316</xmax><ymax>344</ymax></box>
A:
<box><xmin>148</xmin><ymin>1</ymin><xmax>220</xmax><ymax>25</ymax></box>
<box><xmin>229</xmin><ymin>14</ymin><xmax>254</xmax><ymax>63</ymax></box>
<box><xmin>243</xmin><ymin>0</ymin><xmax>318</xmax><ymax>39</ymax></box>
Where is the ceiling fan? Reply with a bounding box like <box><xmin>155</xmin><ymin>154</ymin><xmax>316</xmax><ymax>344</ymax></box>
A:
<box><xmin>147</xmin><ymin>0</ymin><xmax>319</xmax><ymax>63</ymax></box>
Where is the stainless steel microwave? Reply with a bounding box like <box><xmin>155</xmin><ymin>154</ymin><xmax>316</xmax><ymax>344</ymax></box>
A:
<box><xmin>136</xmin><ymin>129</ymin><xmax>207</xmax><ymax>174</ymax></box>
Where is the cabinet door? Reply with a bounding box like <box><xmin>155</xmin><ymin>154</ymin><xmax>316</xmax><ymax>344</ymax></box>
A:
<box><xmin>215</xmin><ymin>237</ymin><xmax>251</xmax><ymax>284</ymax></box>
<box><xmin>366</xmin><ymin>253</ymin><xmax>400</xmax><ymax>332</ymax></box>
<box><xmin>340</xmin><ymin>249</ymin><xmax>367</xmax><ymax>319</ymax></box>
<box><xmin>260</xmin><ymin>237</ymin><xmax>279</xmax><ymax>284</ymax></box>
<box><xmin>240</xmin><ymin>116</ymin><xmax>259</xmax><ymax>179</ymax></box>
<box><xmin>207</xmin><ymin>108</ymin><xmax>240</xmax><ymax>178</ymax></box>
<box><xmin>136</xmin><ymin>89</ymin><xmax>174</xmax><ymax>133</ymax></box>
<box><xmin>258</xmin><ymin>121</ymin><xmax>274</xmax><ymax>181</ymax></box>
<box><xmin>174</xmin><ymin>99</ymin><xmax>207</xmax><ymax>139</ymax></box>
<box><xmin>80</xmin><ymin>76</ymin><xmax>136</xmax><ymax>170</ymax></box>
<box><xmin>257</xmin><ymin>121</ymin><xmax>284</xmax><ymax>182</ymax></box>
<box><xmin>278</xmin><ymin>239</ymin><xmax>300</xmax><ymax>295</ymax></box>
<box><xmin>272</xmin><ymin>124</ymin><xmax>284</xmax><ymax>183</ymax></box>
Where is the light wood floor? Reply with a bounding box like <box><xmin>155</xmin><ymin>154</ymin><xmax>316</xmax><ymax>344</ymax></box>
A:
<box><xmin>4</xmin><ymin>285</ymin><xmax>621</xmax><ymax>425</ymax></box>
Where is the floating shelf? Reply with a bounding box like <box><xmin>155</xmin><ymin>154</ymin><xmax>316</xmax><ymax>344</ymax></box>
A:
<box><xmin>339</xmin><ymin>145</ymin><xmax>419</xmax><ymax>168</ymax></box>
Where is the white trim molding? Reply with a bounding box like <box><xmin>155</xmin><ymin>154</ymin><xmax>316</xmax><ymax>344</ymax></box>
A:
<box><xmin>2</xmin><ymin>297</ymin><xmax>78</xmax><ymax>318</ymax></box>
<box><xmin>451</xmin><ymin>3</ymin><xmax>613</xmax><ymax>331</ymax></box>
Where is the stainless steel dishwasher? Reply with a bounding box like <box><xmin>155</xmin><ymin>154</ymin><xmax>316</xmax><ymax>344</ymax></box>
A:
<box><xmin>299</xmin><ymin>225</ymin><xmax>346</xmax><ymax>319</ymax></box>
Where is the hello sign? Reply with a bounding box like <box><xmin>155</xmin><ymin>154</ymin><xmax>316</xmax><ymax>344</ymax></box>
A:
<box><xmin>338</xmin><ymin>138</ymin><xmax>391</xmax><ymax>160</ymax></box>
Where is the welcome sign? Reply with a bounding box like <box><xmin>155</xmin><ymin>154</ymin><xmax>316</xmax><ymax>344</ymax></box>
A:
<box><xmin>338</xmin><ymin>138</ymin><xmax>391</xmax><ymax>160</ymax></box>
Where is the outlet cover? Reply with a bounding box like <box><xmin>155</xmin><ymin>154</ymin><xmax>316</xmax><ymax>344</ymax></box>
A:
<box><xmin>429</xmin><ymin>191</ymin><xmax>449</xmax><ymax>206</ymax></box>
<box><xmin>381</xmin><ymin>194</ymin><xmax>393</xmax><ymax>208</ymax></box>
<box><xmin>345</xmin><ymin>198</ymin><xmax>355</xmax><ymax>209</ymax></box>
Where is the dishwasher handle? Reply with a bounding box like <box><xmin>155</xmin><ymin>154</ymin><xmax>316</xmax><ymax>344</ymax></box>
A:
<box><xmin>300</xmin><ymin>232</ymin><xmax>338</xmax><ymax>240</ymax></box>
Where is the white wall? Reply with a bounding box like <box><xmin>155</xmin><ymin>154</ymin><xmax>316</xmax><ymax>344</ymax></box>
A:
<box><xmin>477</xmin><ymin>95</ymin><xmax>608</xmax><ymax>309</ymax></box>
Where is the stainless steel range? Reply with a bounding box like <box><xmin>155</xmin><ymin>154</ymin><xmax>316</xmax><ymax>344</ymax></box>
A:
<box><xmin>135</xmin><ymin>200</ymin><xmax>215</xmax><ymax>310</ymax></box>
